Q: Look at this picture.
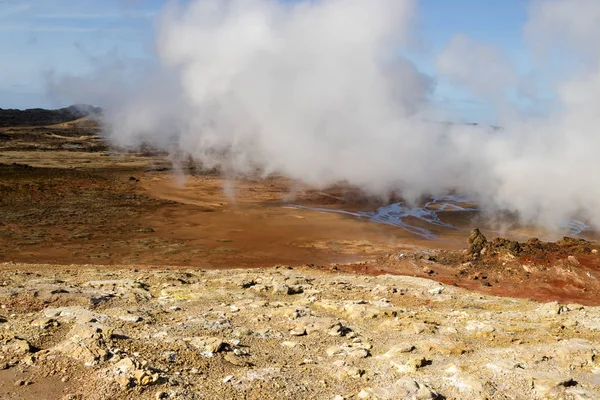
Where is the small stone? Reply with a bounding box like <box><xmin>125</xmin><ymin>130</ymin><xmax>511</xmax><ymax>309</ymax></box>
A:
<box><xmin>397</xmin><ymin>377</ymin><xmax>420</xmax><ymax>392</ymax></box>
<box><xmin>114</xmin><ymin>358</ymin><xmax>138</xmax><ymax>375</ymax></box>
<box><xmin>223</xmin><ymin>375</ymin><xmax>234</xmax><ymax>383</ymax></box>
<box><xmin>357</xmin><ymin>388</ymin><xmax>384</xmax><ymax>399</ymax></box>
<box><xmin>290</xmin><ymin>327</ymin><xmax>306</xmax><ymax>336</ymax></box>
<box><xmin>342</xmin><ymin>366</ymin><xmax>364</xmax><ymax>379</ymax></box>
<box><xmin>10</xmin><ymin>338</ymin><xmax>33</xmax><ymax>354</ymax></box>
<box><xmin>31</xmin><ymin>317</ymin><xmax>57</xmax><ymax>329</ymax></box>
<box><xmin>326</xmin><ymin>346</ymin><xmax>344</xmax><ymax>357</ymax></box>
<box><xmin>14</xmin><ymin>380</ymin><xmax>25</xmax><ymax>387</ymax></box>
<box><xmin>415</xmin><ymin>387</ymin><xmax>437</xmax><ymax>400</ymax></box>
<box><xmin>327</xmin><ymin>344</ymin><xmax>370</xmax><ymax>359</ymax></box>
<box><xmin>251</xmin><ymin>284</ymin><xmax>268</xmax><ymax>293</ymax></box>
<box><xmin>132</xmin><ymin>370</ymin><xmax>158</xmax><ymax>386</ymax></box>
<box><xmin>428</xmin><ymin>286</ymin><xmax>444</xmax><ymax>295</ymax></box>
<box><xmin>116</xmin><ymin>372</ymin><xmax>134</xmax><ymax>388</ymax></box>
<box><xmin>327</xmin><ymin>324</ymin><xmax>343</xmax><ymax>337</ymax></box>
<box><xmin>411</xmin><ymin>322</ymin><xmax>429</xmax><ymax>334</ymax></box>
<box><xmin>390</xmin><ymin>357</ymin><xmax>429</xmax><ymax>373</ymax></box>
<box><xmin>383</xmin><ymin>344</ymin><xmax>415</xmax><ymax>357</ymax></box>
<box><xmin>119</xmin><ymin>315</ymin><xmax>143</xmax><ymax>323</ymax></box>
<box><xmin>348</xmin><ymin>349</ymin><xmax>369</xmax><ymax>359</ymax></box>
<box><xmin>224</xmin><ymin>353</ymin><xmax>251</xmax><ymax>367</ymax></box>
<box><xmin>273</xmin><ymin>284</ymin><xmax>291</xmax><ymax>295</ymax></box>
<box><xmin>155</xmin><ymin>392</ymin><xmax>168</xmax><ymax>400</ymax></box>
<box><xmin>239</xmin><ymin>280</ymin><xmax>256</xmax><ymax>289</ymax></box>
<box><xmin>189</xmin><ymin>337</ymin><xmax>224</xmax><ymax>354</ymax></box>
<box><xmin>233</xmin><ymin>327</ymin><xmax>253</xmax><ymax>337</ymax></box>
<box><xmin>442</xmin><ymin>326</ymin><xmax>458</xmax><ymax>334</ymax></box>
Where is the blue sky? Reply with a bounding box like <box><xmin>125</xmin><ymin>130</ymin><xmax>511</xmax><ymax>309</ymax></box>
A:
<box><xmin>0</xmin><ymin>0</ymin><xmax>532</xmax><ymax>122</ymax></box>
<box><xmin>415</xmin><ymin>0</ymin><xmax>532</xmax><ymax>122</ymax></box>
<box><xmin>0</xmin><ymin>0</ymin><xmax>161</xmax><ymax>109</ymax></box>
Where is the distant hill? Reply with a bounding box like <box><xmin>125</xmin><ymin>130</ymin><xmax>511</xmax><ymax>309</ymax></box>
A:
<box><xmin>0</xmin><ymin>104</ymin><xmax>103</xmax><ymax>128</ymax></box>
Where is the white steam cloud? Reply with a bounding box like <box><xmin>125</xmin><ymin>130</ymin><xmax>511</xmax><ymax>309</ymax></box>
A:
<box><xmin>49</xmin><ymin>0</ymin><xmax>600</xmax><ymax>232</ymax></box>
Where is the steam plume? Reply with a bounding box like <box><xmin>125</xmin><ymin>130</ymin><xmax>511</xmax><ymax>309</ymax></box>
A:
<box><xmin>48</xmin><ymin>0</ymin><xmax>600</xmax><ymax>232</ymax></box>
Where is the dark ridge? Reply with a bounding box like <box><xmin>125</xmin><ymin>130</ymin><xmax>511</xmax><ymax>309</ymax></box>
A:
<box><xmin>0</xmin><ymin>104</ymin><xmax>103</xmax><ymax>127</ymax></box>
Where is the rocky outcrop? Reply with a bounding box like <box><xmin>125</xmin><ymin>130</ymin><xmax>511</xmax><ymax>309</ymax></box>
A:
<box><xmin>467</xmin><ymin>228</ymin><xmax>487</xmax><ymax>255</ymax></box>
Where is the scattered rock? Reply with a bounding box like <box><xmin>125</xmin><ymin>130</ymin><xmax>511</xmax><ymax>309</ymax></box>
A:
<box><xmin>289</xmin><ymin>327</ymin><xmax>306</xmax><ymax>336</ymax></box>
<box><xmin>31</xmin><ymin>317</ymin><xmax>58</xmax><ymax>328</ymax></box>
<box><xmin>390</xmin><ymin>356</ymin><xmax>429</xmax><ymax>373</ymax></box>
<box><xmin>0</xmin><ymin>264</ymin><xmax>598</xmax><ymax>399</ymax></box>
<box><xmin>50</xmin><ymin>323</ymin><xmax>110</xmax><ymax>366</ymax></box>
<box><xmin>326</xmin><ymin>343</ymin><xmax>371</xmax><ymax>359</ymax></box>
<box><xmin>428</xmin><ymin>286</ymin><xmax>444</xmax><ymax>295</ymax></box>
<box><xmin>118</xmin><ymin>314</ymin><xmax>143</xmax><ymax>323</ymax></box>
<box><xmin>43</xmin><ymin>306</ymin><xmax>108</xmax><ymax>324</ymax></box>
<box><xmin>382</xmin><ymin>343</ymin><xmax>415</xmax><ymax>358</ymax></box>
<box><xmin>188</xmin><ymin>337</ymin><xmax>225</xmax><ymax>356</ymax></box>
<box><xmin>224</xmin><ymin>353</ymin><xmax>251</xmax><ymax>367</ymax></box>
<box><xmin>113</xmin><ymin>357</ymin><xmax>159</xmax><ymax>388</ymax></box>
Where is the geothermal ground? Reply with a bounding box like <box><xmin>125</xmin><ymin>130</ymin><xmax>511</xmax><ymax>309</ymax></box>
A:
<box><xmin>0</xmin><ymin>114</ymin><xmax>599</xmax><ymax>399</ymax></box>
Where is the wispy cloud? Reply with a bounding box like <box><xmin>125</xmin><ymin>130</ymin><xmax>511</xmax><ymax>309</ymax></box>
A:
<box><xmin>0</xmin><ymin>24</ymin><xmax>137</xmax><ymax>33</ymax></box>
<box><xmin>0</xmin><ymin>0</ymin><xmax>157</xmax><ymax>33</ymax></box>
<box><xmin>0</xmin><ymin>1</ymin><xmax>33</xmax><ymax>19</ymax></box>
<box><xmin>0</xmin><ymin>0</ymin><xmax>158</xmax><ymax>22</ymax></box>
<box><xmin>34</xmin><ymin>10</ymin><xmax>156</xmax><ymax>20</ymax></box>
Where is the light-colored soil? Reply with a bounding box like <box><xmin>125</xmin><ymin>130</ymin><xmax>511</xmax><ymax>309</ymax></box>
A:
<box><xmin>0</xmin><ymin>263</ymin><xmax>599</xmax><ymax>400</ymax></box>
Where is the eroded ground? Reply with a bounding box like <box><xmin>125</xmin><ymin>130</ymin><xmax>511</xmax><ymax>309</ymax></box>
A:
<box><xmin>0</xmin><ymin>117</ymin><xmax>456</xmax><ymax>270</ymax></box>
<box><xmin>1</xmin><ymin>115</ymin><xmax>600</xmax><ymax>399</ymax></box>
<box><xmin>0</xmin><ymin>264</ymin><xmax>599</xmax><ymax>400</ymax></box>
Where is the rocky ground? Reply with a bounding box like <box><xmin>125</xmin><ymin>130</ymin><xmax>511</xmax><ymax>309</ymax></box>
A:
<box><xmin>2</xmin><ymin>112</ymin><xmax>600</xmax><ymax>399</ymax></box>
<box><xmin>0</xmin><ymin>262</ymin><xmax>599</xmax><ymax>400</ymax></box>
